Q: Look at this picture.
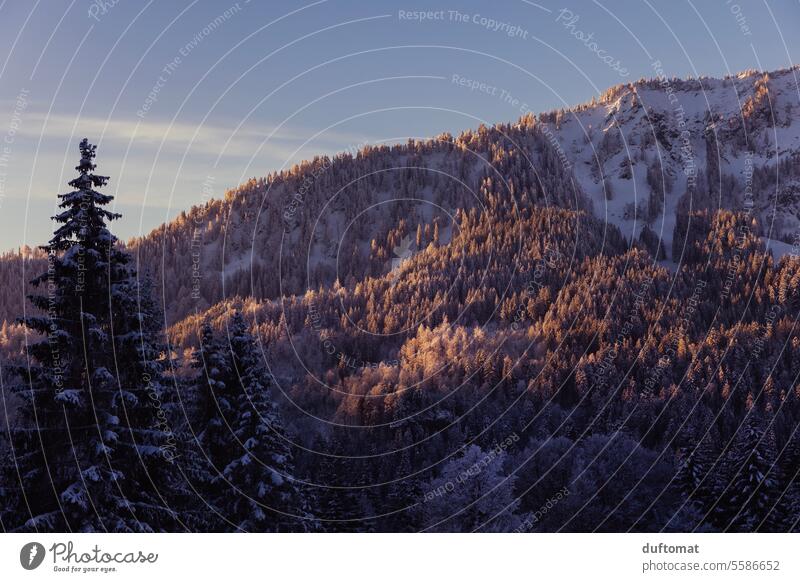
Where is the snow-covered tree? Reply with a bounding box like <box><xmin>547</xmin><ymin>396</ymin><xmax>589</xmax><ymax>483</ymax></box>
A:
<box><xmin>191</xmin><ymin>322</ymin><xmax>235</xmax><ymax>472</ymax></box>
<box><xmin>715</xmin><ymin>413</ymin><xmax>782</xmax><ymax>531</ymax></box>
<box><xmin>1</xmin><ymin>139</ymin><xmax>178</xmax><ymax>532</ymax></box>
<box><xmin>676</xmin><ymin>426</ymin><xmax>719</xmax><ymax>520</ymax></box>
<box><xmin>381</xmin><ymin>448</ymin><xmax>420</xmax><ymax>532</ymax></box>
<box><xmin>193</xmin><ymin>313</ymin><xmax>314</xmax><ymax>531</ymax></box>
<box><xmin>313</xmin><ymin>432</ymin><xmax>364</xmax><ymax>532</ymax></box>
<box><xmin>419</xmin><ymin>444</ymin><xmax>521</xmax><ymax>532</ymax></box>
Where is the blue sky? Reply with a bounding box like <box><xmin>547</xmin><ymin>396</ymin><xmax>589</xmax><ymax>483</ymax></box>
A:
<box><xmin>0</xmin><ymin>0</ymin><xmax>798</xmax><ymax>251</ymax></box>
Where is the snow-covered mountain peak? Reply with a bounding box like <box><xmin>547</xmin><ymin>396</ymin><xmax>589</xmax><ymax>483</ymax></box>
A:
<box><xmin>537</xmin><ymin>65</ymin><xmax>800</xmax><ymax>254</ymax></box>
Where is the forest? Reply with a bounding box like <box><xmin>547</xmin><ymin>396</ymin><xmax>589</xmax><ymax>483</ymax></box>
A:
<box><xmin>1</xmin><ymin>114</ymin><xmax>800</xmax><ymax>532</ymax></box>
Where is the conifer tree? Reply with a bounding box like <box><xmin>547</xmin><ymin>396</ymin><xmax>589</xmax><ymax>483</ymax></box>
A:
<box><xmin>769</xmin><ymin>427</ymin><xmax>800</xmax><ymax>532</ymax></box>
<box><xmin>715</xmin><ymin>413</ymin><xmax>782</xmax><ymax>531</ymax></box>
<box><xmin>676</xmin><ymin>424</ymin><xmax>719</xmax><ymax>521</ymax></box>
<box><xmin>418</xmin><ymin>444</ymin><xmax>521</xmax><ymax>532</ymax></box>
<box><xmin>190</xmin><ymin>313</ymin><xmax>313</xmax><ymax>531</ymax></box>
<box><xmin>220</xmin><ymin>312</ymin><xmax>312</xmax><ymax>530</ymax></box>
<box><xmin>1</xmin><ymin>139</ymin><xmax>178</xmax><ymax>532</ymax></box>
<box><xmin>191</xmin><ymin>322</ymin><xmax>235</xmax><ymax>472</ymax></box>
<box><xmin>174</xmin><ymin>321</ymin><xmax>237</xmax><ymax>532</ymax></box>
<box><xmin>314</xmin><ymin>431</ymin><xmax>363</xmax><ymax>532</ymax></box>
<box><xmin>381</xmin><ymin>448</ymin><xmax>420</xmax><ymax>532</ymax></box>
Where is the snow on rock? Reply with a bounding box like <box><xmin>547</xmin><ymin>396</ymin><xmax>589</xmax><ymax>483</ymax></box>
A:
<box><xmin>540</xmin><ymin>65</ymin><xmax>800</xmax><ymax>259</ymax></box>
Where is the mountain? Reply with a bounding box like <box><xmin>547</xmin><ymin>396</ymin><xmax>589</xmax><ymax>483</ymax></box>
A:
<box><xmin>3</xmin><ymin>67</ymin><xmax>800</xmax><ymax>531</ymax></box>
<box><xmin>3</xmin><ymin>66</ymin><xmax>799</xmax><ymax>329</ymax></box>
<box><xmin>546</xmin><ymin>66</ymin><xmax>800</xmax><ymax>252</ymax></box>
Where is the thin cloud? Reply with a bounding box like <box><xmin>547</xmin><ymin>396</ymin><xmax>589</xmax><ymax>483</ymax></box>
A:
<box><xmin>16</xmin><ymin>112</ymin><xmax>375</xmax><ymax>161</ymax></box>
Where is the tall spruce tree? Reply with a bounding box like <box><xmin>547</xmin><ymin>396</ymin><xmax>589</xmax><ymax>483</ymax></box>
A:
<box><xmin>191</xmin><ymin>321</ymin><xmax>235</xmax><ymax>474</ymax></box>
<box><xmin>191</xmin><ymin>313</ymin><xmax>313</xmax><ymax>531</ymax></box>
<box><xmin>173</xmin><ymin>321</ymin><xmax>233</xmax><ymax>532</ymax></box>
<box><xmin>110</xmin><ymin>275</ymin><xmax>186</xmax><ymax>530</ymax></box>
<box><xmin>0</xmin><ymin>139</ymin><xmax>178</xmax><ymax>532</ymax></box>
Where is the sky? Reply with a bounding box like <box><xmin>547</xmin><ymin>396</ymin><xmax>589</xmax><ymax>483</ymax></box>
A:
<box><xmin>0</xmin><ymin>0</ymin><xmax>798</xmax><ymax>251</ymax></box>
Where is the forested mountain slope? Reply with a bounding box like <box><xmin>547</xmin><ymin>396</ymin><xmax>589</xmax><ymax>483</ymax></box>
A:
<box><xmin>3</xmin><ymin>66</ymin><xmax>799</xmax><ymax>327</ymax></box>
<box><xmin>3</xmin><ymin>67</ymin><xmax>800</xmax><ymax>530</ymax></box>
<box><xmin>162</xmin><ymin>203</ymin><xmax>800</xmax><ymax>532</ymax></box>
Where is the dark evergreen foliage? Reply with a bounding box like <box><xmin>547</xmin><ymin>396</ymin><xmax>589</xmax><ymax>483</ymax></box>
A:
<box><xmin>0</xmin><ymin>140</ymin><xmax>178</xmax><ymax>532</ymax></box>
